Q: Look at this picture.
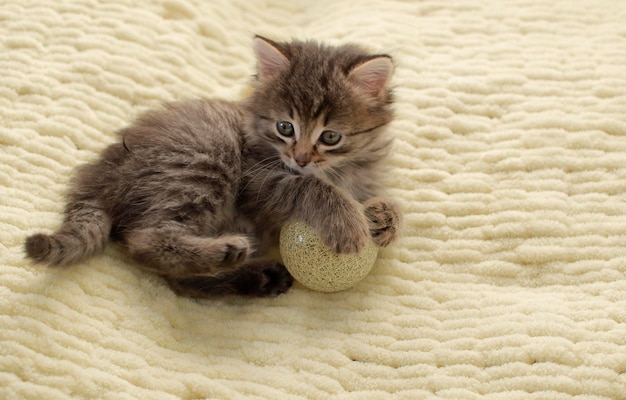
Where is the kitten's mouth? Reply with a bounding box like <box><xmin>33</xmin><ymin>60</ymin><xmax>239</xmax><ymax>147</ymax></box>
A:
<box><xmin>281</xmin><ymin>158</ymin><xmax>318</xmax><ymax>176</ymax></box>
<box><xmin>283</xmin><ymin>163</ymin><xmax>303</xmax><ymax>175</ymax></box>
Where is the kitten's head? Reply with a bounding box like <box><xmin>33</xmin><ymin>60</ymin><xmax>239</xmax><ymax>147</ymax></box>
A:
<box><xmin>244</xmin><ymin>36</ymin><xmax>394</xmax><ymax>177</ymax></box>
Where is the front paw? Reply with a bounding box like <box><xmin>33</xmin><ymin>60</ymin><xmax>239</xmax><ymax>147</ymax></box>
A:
<box><xmin>321</xmin><ymin>211</ymin><xmax>370</xmax><ymax>254</ymax></box>
<box><xmin>364</xmin><ymin>198</ymin><xmax>401</xmax><ymax>247</ymax></box>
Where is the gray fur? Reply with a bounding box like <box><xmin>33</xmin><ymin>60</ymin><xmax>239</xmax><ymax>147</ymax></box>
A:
<box><xmin>25</xmin><ymin>37</ymin><xmax>401</xmax><ymax>297</ymax></box>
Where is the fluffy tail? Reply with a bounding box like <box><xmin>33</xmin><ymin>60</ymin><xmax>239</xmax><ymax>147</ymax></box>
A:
<box><xmin>25</xmin><ymin>200</ymin><xmax>111</xmax><ymax>266</ymax></box>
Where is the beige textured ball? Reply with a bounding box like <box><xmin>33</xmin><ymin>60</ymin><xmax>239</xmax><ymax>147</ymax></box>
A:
<box><xmin>279</xmin><ymin>220</ymin><xmax>378</xmax><ymax>292</ymax></box>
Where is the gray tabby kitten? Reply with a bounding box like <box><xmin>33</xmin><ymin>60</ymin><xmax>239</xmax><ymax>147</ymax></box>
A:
<box><xmin>25</xmin><ymin>36</ymin><xmax>401</xmax><ymax>297</ymax></box>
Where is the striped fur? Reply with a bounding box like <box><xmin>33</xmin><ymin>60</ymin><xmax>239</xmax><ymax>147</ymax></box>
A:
<box><xmin>25</xmin><ymin>37</ymin><xmax>400</xmax><ymax>297</ymax></box>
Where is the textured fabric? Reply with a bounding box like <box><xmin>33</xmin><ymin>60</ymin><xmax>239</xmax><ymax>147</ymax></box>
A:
<box><xmin>2</xmin><ymin>1</ymin><xmax>626</xmax><ymax>398</ymax></box>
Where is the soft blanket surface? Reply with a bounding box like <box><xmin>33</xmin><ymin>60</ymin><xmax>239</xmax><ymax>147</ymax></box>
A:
<box><xmin>1</xmin><ymin>0</ymin><xmax>626</xmax><ymax>399</ymax></box>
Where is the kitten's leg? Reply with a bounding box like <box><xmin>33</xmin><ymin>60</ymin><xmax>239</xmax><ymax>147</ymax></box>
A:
<box><xmin>123</xmin><ymin>226</ymin><xmax>251</xmax><ymax>278</ymax></box>
<box><xmin>167</xmin><ymin>258</ymin><xmax>293</xmax><ymax>298</ymax></box>
<box><xmin>25</xmin><ymin>199</ymin><xmax>111</xmax><ymax>266</ymax></box>
<box><xmin>245</xmin><ymin>174</ymin><xmax>371</xmax><ymax>254</ymax></box>
<box><xmin>364</xmin><ymin>198</ymin><xmax>401</xmax><ymax>247</ymax></box>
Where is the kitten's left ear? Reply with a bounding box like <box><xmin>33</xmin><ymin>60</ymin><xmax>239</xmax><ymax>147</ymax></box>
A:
<box><xmin>253</xmin><ymin>36</ymin><xmax>289</xmax><ymax>81</ymax></box>
<box><xmin>348</xmin><ymin>56</ymin><xmax>393</xmax><ymax>98</ymax></box>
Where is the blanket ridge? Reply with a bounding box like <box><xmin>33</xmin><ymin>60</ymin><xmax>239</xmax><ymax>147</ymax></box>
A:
<box><xmin>1</xmin><ymin>0</ymin><xmax>625</xmax><ymax>399</ymax></box>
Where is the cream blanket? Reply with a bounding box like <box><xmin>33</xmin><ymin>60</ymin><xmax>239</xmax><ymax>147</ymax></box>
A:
<box><xmin>2</xmin><ymin>0</ymin><xmax>625</xmax><ymax>399</ymax></box>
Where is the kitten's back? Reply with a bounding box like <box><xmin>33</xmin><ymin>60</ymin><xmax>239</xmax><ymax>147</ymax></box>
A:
<box><xmin>25</xmin><ymin>99</ymin><xmax>245</xmax><ymax>265</ymax></box>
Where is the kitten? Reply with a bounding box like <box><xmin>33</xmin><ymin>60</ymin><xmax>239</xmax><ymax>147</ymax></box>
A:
<box><xmin>25</xmin><ymin>36</ymin><xmax>401</xmax><ymax>297</ymax></box>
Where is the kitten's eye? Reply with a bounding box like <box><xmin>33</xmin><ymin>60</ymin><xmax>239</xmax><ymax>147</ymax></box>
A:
<box><xmin>276</xmin><ymin>121</ymin><xmax>295</xmax><ymax>137</ymax></box>
<box><xmin>320</xmin><ymin>130</ymin><xmax>342</xmax><ymax>145</ymax></box>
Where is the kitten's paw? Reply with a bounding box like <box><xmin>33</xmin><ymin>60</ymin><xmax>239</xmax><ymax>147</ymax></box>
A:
<box><xmin>332</xmin><ymin>226</ymin><xmax>370</xmax><ymax>254</ymax></box>
<box><xmin>364</xmin><ymin>198</ymin><xmax>401</xmax><ymax>247</ymax></box>
<box><xmin>322</xmin><ymin>213</ymin><xmax>370</xmax><ymax>254</ymax></box>
<box><xmin>166</xmin><ymin>261</ymin><xmax>293</xmax><ymax>298</ymax></box>
<box><xmin>254</xmin><ymin>262</ymin><xmax>294</xmax><ymax>297</ymax></box>
<box><xmin>216</xmin><ymin>235</ymin><xmax>251</xmax><ymax>266</ymax></box>
<box><xmin>233</xmin><ymin>260</ymin><xmax>294</xmax><ymax>297</ymax></box>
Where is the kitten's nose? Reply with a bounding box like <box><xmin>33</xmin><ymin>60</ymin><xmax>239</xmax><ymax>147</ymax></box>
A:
<box><xmin>295</xmin><ymin>153</ymin><xmax>310</xmax><ymax>167</ymax></box>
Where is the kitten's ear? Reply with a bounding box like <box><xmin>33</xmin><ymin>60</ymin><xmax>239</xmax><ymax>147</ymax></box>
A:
<box><xmin>348</xmin><ymin>56</ymin><xmax>393</xmax><ymax>97</ymax></box>
<box><xmin>253</xmin><ymin>36</ymin><xmax>289</xmax><ymax>80</ymax></box>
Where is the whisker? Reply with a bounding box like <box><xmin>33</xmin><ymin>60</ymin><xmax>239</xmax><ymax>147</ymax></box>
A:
<box><xmin>239</xmin><ymin>158</ymin><xmax>279</xmax><ymax>184</ymax></box>
<box><xmin>239</xmin><ymin>159</ymin><xmax>282</xmax><ymax>195</ymax></box>
<box><xmin>240</xmin><ymin>156</ymin><xmax>279</xmax><ymax>178</ymax></box>
<box><xmin>255</xmin><ymin>161</ymin><xmax>282</xmax><ymax>204</ymax></box>
<box><xmin>322</xmin><ymin>165</ymin><xmax>344</xmax><ymax>183</ymax></box>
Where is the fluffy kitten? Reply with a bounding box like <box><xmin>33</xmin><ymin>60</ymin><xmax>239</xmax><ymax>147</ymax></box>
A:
<box><xmin>25</xmin><ymin>36</ymin><xmax>401</xmax><ymax>297</ymax></box>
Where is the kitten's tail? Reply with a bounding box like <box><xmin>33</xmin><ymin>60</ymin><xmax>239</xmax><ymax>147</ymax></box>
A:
<box><xmin>25</xmin><ymin>200</ymin><xmax>111</xmax><ymax>267</ymax></box>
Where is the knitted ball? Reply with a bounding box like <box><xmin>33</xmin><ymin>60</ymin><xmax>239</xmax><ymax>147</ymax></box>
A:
<box><xmin>279</xmin><ymin>220</ymin><xmax>378</xmax><ymax>292</ymax></box>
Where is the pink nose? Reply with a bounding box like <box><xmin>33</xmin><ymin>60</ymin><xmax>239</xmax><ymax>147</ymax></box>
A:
<box><xmin>295</xmin><ymin>153</ymin><xmax>310</xmax><ymax>167</ymax></box>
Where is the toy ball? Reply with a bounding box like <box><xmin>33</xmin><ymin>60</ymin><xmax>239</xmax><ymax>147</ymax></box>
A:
<box><xmin>279</xmin><ymin>220</ymin><xmax>379</xmax><ymax>292</ymax></box>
